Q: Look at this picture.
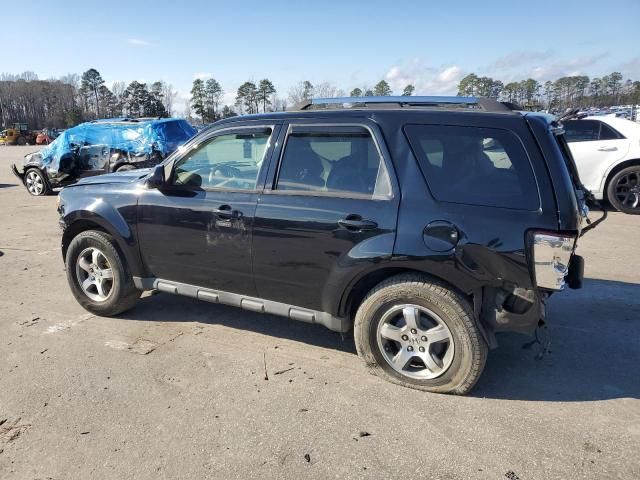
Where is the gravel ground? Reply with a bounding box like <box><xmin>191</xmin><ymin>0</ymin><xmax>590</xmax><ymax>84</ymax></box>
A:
<box><xmin>0</xmin><ymin>145</ymin><xmax>638</xmax><ymax>480</ymax></box>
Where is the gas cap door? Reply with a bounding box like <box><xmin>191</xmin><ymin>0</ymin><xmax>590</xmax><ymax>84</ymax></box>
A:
<box><xmin>423</xmin><ymin>221</ymin><xmax>459</xmax><ymax>252</ymax></box>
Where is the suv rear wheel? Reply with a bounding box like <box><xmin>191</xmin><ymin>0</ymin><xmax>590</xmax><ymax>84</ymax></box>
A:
<box><xmin>65</xmin><ymin>230</ymin><xmax>140</xmax><ymax>316</ymax></box>
<box><xmin>354</xmin><ymin>275</ymin><xmax>487</xmax><ymax>395</ymax></box>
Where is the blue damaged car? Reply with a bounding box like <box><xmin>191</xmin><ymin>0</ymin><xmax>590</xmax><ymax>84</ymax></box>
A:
<box><xmin>12</xmin><ymin>117</ymin><xmax>196</xmax><ymax>196</ymax></box>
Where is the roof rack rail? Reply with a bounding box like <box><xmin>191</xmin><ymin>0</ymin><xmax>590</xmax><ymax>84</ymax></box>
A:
<box><xmin>295</xmin><ymin>96</ymin><xmax>514</xmax><ymax>113</ymax></box>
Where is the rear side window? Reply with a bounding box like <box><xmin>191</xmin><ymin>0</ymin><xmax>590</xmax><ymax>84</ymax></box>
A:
<box><xmin>598</xmin><ymin>122</ymin><xmax>623</xmax><ymax>140</ymax></box>
<box><xmin>404</xmin><ymin>125</ymin><xmax>539</xmax><ymax>210</ymax></box>
<box><xmin>563</xmin><ymin>120</ymin><xmax>599</xmax><ymax>142</ymax></box>
<box><xmin>275</xmin><ymin>127</ymin><xmax>392</xmax><ymax>199</ymax></box>
<box><xmin>563</xmin><ymin>120</ymin><xmax>624</xmax><ymax>142</ymax></box>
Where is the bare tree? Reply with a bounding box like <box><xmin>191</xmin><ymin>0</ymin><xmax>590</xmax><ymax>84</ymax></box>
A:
<box><xmin>288</xmin><ymin>80</ymin><xmax>314</xmax><ymax>105</ymax></box>
<box><xmin>160</xmin><ymin>82</ymin><xmax>178</xmax><ymax>116</ymax></box>
<box><xmin>313</xmin><ymin>82</ymin><xmax>344</xmax><ymax>98</ymax></box>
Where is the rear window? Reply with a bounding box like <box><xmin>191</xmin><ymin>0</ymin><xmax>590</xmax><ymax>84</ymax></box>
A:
<box><xmin>404</xmin><ymin>124</ymin><xmax>539</xmax><ymax>210</ymax></box>
<box><xmin>156</xmin><ymin>120</ymin><xmax>196</xmax><ymax>142</ymax></box>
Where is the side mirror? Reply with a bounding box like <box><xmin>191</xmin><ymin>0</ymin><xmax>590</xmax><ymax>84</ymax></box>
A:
<box><xmin>146</xmin><ymin>164</ymin><xmax>165</xmax><ymax>188</ymax></box>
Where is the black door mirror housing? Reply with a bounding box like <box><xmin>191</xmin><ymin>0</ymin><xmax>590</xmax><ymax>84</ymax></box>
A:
<box><xmin>146</xmin><ymin>164</ymin><xmax>165</xmax><ymax>188</ymax></box>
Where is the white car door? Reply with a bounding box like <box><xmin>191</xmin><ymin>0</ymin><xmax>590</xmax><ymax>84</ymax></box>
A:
<box><xmin>565</xmin><ymin>119</ymin><xmax>630</xmax><ymax>194</ymax></box>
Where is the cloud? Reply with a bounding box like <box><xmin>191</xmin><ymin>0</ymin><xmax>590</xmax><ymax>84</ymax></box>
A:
<box><xmin>193</xmin><ymin>72</ymin><xmax>212</xmax><ymax>80</ymax></box>
<box><xmin>617</xmin><ymin>56</ymin><xmax>640</xmax><ymax>79</ymax></box>
<box><xmin>488</xmin><ymin>50</ymin><xmax>555</xmax><ymax>71</ymax></box>
<box><xmin>385</xmin><ymin>61</ymin><xmax>465</xmax><ymax>95</ymax></box>
<box><xmin>527</xmin><ymin>52</ymin><xmax>608</xmax><ymax>80</ymax></box>
<box><xmin>127</xmin><ymin>38</ymin><xmax>153</xmax><ymax>47</ymax></box>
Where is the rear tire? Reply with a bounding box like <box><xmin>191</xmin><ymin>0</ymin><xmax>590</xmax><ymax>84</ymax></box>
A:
<box><xmin>16</xmin><ymin>136</ymin><xmax>26</xmax><ymax>146</ymax></box>
<box><xmin>607</xmin><ymin>165</ymin><xmax>640</xmax><ymax>214</ymax></box>
<box><xmin>65</xmin><ymin>230</ymin><xmax>140</xmax><ymax>316</ymax></box>
<box><xmin>354</xmin><ymin>274</ymin><xmax>487</xmax><ymax>395</ymax></box>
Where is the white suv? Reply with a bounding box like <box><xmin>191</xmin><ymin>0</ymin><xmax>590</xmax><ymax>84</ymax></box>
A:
<box><xmin>564</xmin><ymin>115</ymin><xmax>640</xmax><ymax>214</ymax></box>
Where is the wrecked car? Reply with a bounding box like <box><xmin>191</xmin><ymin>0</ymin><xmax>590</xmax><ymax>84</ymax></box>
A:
<box><xmin>12</xmin><ymin>117</ymin><xmax>196</xmax><ymax>196</ymax></box>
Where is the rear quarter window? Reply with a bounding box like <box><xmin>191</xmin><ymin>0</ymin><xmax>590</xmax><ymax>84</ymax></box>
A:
<box><xmin>404</xmin><ymin>124</ymin><xmax>539</xmax><ymax>210</ymax></box>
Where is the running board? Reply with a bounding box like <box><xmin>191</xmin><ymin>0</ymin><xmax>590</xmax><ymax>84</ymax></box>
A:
<box><xmin>132</xmin><ymin>277</ymin><xmax>350</xmax><ymax>333</ymax></box>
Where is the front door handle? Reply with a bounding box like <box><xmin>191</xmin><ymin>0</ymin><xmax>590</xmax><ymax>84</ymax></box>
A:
<box><xmin>214</xmin><ymin>204</ymin><xmax>242</xmax><ymax>219</ymax></box>
<box><xmin>338</xmin><ymin>215</ymin><xmax>378</xmax><ymax>231</ymax></box>
<box><xmin>597</xmin><ymin>146</ymin><xmax>618</xmax><ymax>151</ymax></box>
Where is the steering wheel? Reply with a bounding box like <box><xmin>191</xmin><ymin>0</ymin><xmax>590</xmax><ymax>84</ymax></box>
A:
<box><xmin>209</xmin><ymin>164</ymin><xmax>243</xmax><ymax>187</ymax></box>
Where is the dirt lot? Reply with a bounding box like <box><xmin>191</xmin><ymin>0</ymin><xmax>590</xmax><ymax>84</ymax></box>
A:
<box><xmin>0</xmin><ymin>145</ymin><xmax>638</xmax><ymax>480</ymax></box>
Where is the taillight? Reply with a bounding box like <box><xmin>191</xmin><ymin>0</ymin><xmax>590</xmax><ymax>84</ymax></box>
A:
<box><xmin>532</xmin><ymin>232</ymin><xmax>576</xmax><ymax>290</ymax></box>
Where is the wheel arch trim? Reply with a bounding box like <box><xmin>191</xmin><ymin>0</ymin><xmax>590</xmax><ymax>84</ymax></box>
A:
<box><xmin>61</xmin><ymin>209</ymin><xmax>144</xmax><ymax>277</ymax></box>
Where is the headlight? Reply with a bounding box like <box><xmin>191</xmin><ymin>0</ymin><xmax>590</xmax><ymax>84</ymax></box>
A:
<box><xmin>532</xmin><ymin>232</ymin><xmax>576</xmax><ymax>290</ymax></box>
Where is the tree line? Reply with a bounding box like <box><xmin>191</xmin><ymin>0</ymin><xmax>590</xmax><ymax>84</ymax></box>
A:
<box><xmin>4</xmin><ymin>65</ymin><xmax>640</xmax><ymax>130</ymax></box>
<box><xmin>0</xmin><ymin>68</ymin><xmax>178</xmax><ymax>129</ymax></box>
<box><xmin>457</xmin><ymin>72</ymin><xmax>640</xmax><ymax>110</ymax></box>
<box><xmin>188</xmin><ymin>77</ymin><xmax>415</xmax><ymax>122</ymax></box>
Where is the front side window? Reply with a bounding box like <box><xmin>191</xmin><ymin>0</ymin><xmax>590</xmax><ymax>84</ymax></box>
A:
<box><xmin>275</xmin><ymin>127</ymin><xmax>392</xmax><ymax>198</ymax></box>
<box><xmin>404</xmin><ymin>124</ymin><xmax>539</xmax><ymax>210</ymax></box>
<box><xmin>172</xmin><ymin>129</ymin><xmax>271</xmax><ymax>190</ymax></box>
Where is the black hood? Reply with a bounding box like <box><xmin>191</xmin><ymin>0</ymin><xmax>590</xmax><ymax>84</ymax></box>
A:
<box><xmin>69</xmin><ymin>168</ymin><xmax>152</xmax><ymax>187</ymax></box>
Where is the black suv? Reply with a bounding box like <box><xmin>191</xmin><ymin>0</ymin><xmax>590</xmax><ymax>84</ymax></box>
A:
<box><xmin>57</xmin><ymin>96</ymin><xmax>590</xmax><ymax>394</ymax></box>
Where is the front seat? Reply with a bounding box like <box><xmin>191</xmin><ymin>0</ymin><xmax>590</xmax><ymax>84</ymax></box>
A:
<box><xmin>326</xmin><ymin>137</ymin><xmax>374</xmax><ymax>195</ymax></box>
<box><xmin>278</xmin><ymin>138</ymin><xmax>325</xmax><ymax>190</ymax></box>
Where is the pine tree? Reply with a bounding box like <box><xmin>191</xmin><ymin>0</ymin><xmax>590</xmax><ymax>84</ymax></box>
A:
<box><xmin>257</xmin><ymin>79</ymin><xmax>276</xmax><ymax>112</ymax></box>
<box><xmin>190</xmin><ymin>79</ymin><xmax>207</xmax><ymax>122</ymax></box>
<box><xmin>373</xmin><ymin>80</ymin><xmax>392</xmax><ymax>96</ymax></box>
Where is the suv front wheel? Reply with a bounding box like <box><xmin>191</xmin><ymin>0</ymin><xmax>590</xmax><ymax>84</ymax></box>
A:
<box><xmin>65</xmin><ymin>230</ymin><xmax>140</xmax><ymax>316</ymax></box>
<box><xmin>354</xmin><ymin>275</ymin><xmax>487</xmax><ymax>395</ymax></box>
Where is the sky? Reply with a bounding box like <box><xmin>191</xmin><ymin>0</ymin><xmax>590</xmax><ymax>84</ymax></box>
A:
<box><xmin>2</xmin><ymin>0</ymin><xmax>639</xmax><ymax>111</ymax></box>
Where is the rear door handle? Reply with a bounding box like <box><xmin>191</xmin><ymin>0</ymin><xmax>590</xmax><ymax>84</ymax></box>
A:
<box><xmin>597</xmin><ymin>146</ymin><xmax>617</xmax><ymax>151</ymax></box>
<box><xmin>338</xmin><ymin>215</ymin><xmax>378</xmax><ymax>231</ymax></box>
<box><xmin>214</xmin><ymin>204</ymin><xmax>242</xmax><ymax>219</ymax></box>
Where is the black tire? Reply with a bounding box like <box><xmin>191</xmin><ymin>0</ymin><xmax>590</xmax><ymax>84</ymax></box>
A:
<box><xmin>24</xmin><ymin>168</ymin><xmax>50</xmax><ymax>196</ymax></box>
<box><xmin>116</xmin><ymin>164</ymin><xmax>135</xmax><ymax>172</ymax></box>
<box><xmin>607</xmin><ymin>165</ymin><xmax>640</xmax><ymax>214</ymax></box>
<box><xmin>65</xmin><ymin>230</ymin><xmax>140</xmax><ymax>316</ymax></box>
<box><xmin>16</xmin><ymin>136</ymin><xmax>26</xmax><ymax>146</ymax></box>
<box><xmin>354</xmin><ymin>274</ymin><xmax>487</xmax><ymax>395</ymax></box>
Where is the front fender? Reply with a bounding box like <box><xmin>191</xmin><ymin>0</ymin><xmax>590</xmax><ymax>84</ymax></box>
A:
<box><xmin>60</xmin><ymin>195</ymin><xmax>144</xmax><ymax>277</ymax></box>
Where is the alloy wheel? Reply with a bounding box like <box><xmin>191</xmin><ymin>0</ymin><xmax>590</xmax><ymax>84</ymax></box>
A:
<box><xmin>25</xmin><ymin>171</ymin><xmax>44</xmax><ymax>195</ymax></box>
<box><xmin>614</xmin><ymin>169</ymin><xmax>640</xmax><ymax>211</ymax></box>
<box><xmin>376</xmin><ymin>304</ymin><xmax>454</xmax><ymax>380</ymax></box>
<box><xmin>75</xmin><ymin>247</ymin><xmax>115</xmax><ymax>302</ymax></box>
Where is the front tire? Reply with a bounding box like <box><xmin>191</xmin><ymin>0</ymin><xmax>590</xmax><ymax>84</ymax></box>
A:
<box><xmin>354</xmin><ymin>275</ymin><xmax>487</xmax><ymax>395</ymax></box>
<box><xmin>607</xmin><ymin>165</ymin><xmax>640</xmax><ymax>214</ymax></box>
<box><xmin>65</xmin><ymin>230</ymin><xmax>140</xmax><ymax>316</ymax></box>
<box><xmin>24</xmin><ymin>168</ymin><xmax>50</xmax><ymax>196</ymax></box>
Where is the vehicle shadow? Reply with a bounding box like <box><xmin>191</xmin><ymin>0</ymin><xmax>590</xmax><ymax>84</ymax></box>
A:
<box><xmin>0</xmin><ymin>183</ymin><xmax>17</xmax><ymax>188</ymax></box>
<box><xmin>472</xmin><ymin>278</ymin><xmax>640</xmax><ymax>401</ymax></box>
<box><xmin>126</xmin><ymin>292</ymin><xmax>357</xmax><ymax>354</ymax></box>
<box><xmin>123</xmin><ymin>277</ymin><xmax>639</xmax><ymax>401</ymax></box>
